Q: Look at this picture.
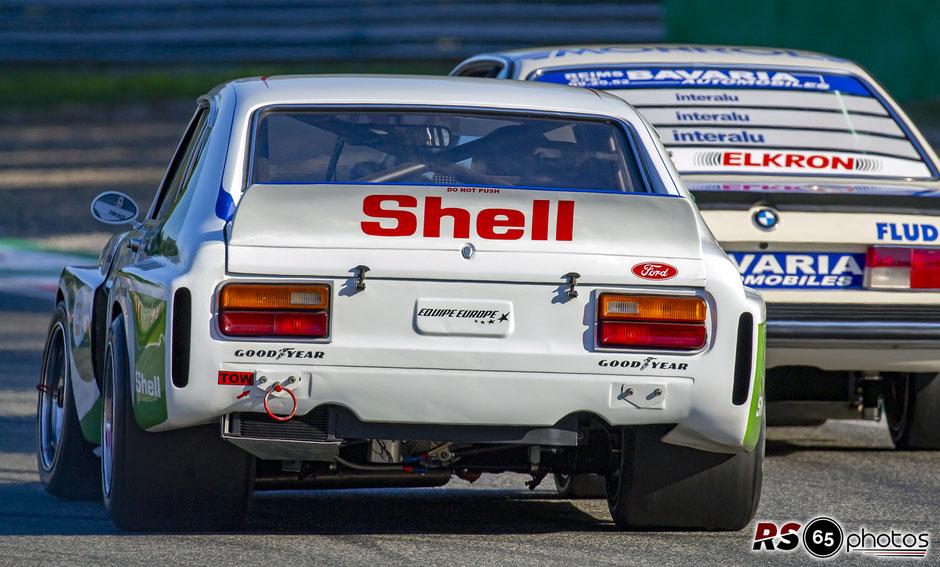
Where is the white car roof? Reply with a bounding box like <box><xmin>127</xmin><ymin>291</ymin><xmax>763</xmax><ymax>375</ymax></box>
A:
<box><xmin>481</xmin><ymin>44</ymin><xmax>873</xmax><ymax>81</ymax></box>
<box><xmin>217</xmin><ymin>74</ymin><xmax>640</xmax><ymax>120</ymax></box>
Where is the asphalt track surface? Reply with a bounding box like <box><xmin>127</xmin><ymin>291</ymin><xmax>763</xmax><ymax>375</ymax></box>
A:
<box><xmin>0</xmin><ymin>103</ymin><xmax>937</xmax><ymax>566</ymax></box>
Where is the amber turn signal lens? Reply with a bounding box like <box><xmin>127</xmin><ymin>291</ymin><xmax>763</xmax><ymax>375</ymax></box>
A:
<box><xmin>220</xmin><ymin>284</ymin><xmax>329</xmax><ymax>310</ymax></box>
<box><xmin>599</xmin><ymin>294</ymin><xmax>705</xmax><ymax>323</ymax></box>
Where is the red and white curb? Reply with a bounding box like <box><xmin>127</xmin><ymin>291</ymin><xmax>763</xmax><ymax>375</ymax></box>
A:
<box><xmin>0</xmin><ymin>239</ymin><xmax>98</xmax><ymax>300</ymax></box>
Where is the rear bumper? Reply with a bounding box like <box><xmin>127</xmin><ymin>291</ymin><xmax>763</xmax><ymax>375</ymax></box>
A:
<box><xmin>765</xmin><ymin>303</ymin><xmax>940</xmax><ymax>371</ymax></box>
<box><xmin>162</xmin><ymin>362</ymin><xmax>756</xmax><ymax>454</ymax></box>
<box><xmin>768</xmin><ymin>320</ymin><xmax>940</xmax><ymax>344</ymax></box>
<box><xmin>767</xmin><ymin>303</ymin><xmax>940</xmax><ymax>345</ymax></box>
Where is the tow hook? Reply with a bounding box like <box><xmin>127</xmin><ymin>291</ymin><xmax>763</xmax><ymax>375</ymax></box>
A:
<box><xmin>263</xmin><ymin>382</ymin><xmax>298</xmax><ymax>422</ymax></box>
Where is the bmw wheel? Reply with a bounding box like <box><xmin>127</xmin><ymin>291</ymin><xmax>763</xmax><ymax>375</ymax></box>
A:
<box><xmin>885</xmin><ymin>372</ymin><xmax>940</xmax><ymax>450</ymax></box>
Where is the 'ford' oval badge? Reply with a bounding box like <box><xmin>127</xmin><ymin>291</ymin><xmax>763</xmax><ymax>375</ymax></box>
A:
<box><xmin>632</xmin><ymin>262</ymin><xmax>678</xmax><ymax>280</ymax></box>
<box><xmin>752</xmin><ymin>207</ymin><xmax>780</xmax><ymax>231</ymax></box>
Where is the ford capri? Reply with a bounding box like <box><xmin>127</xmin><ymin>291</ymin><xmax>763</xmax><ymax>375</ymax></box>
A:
<box><xmin>37</xmin><ymin>75</ymin><xmax>765</xmax><ymax>531</ymax></box>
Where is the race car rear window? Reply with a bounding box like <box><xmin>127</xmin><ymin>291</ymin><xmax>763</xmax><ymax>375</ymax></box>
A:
<box><xmin>250</xmin><ymin>109</ymin><xmax>651</xmax><ymax>193</ymax></box>
<box><xmin>533</xmin><ymin>67</ymin><xmax>935</xmax><ymax>180</ymax></box>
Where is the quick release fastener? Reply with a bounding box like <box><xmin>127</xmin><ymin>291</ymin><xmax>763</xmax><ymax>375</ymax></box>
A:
<box><xmin>617</xmin><ymin>387</ymin><xmax>635</xmax><ymax>401</ymax></box>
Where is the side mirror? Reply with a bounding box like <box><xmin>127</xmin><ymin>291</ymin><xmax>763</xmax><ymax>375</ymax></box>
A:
<box><xmin>90</xmin><ymin>191</ymin><xmax>139</xmax><ymax>225</ymax></box>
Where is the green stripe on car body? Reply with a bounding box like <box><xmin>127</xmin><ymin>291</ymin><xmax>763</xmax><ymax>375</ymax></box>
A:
<box><xmin>742</xmin><ymin>321</ymin><xmax>766</xmax><ymax>452</ymax></box>
<box><xmin>130</xmin><ymin>290</ymin><xmax>168</xmax><ymax>429</ymax></box>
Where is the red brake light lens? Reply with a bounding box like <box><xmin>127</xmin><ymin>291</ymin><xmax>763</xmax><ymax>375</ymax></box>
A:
<box><xmin>597</xmin><ymin>294</ymin><xmax>706</xmax><ymax>350</ymax></box>
<box><xmin>219</xmin><ymin>284</ymin><xmax>330</xmax><ymax>338</ymax></box>
<box><xmin>220</xmin><ymin>312</ymin><xmax>328</xmax><ymax>337</ymax></box>
<box><xmin>598</xmin><ymin>321</ymin><xmax>706</xmax><ymax>349</ymax></box>
<box><xmin>912</xmin><ymin>249</ymin><xmax>940</xmax><ymax>289</ymax></box>
<box><xmin>865</xmin><ymin>246</ymin><xmax>940</xmax><ymax>290</ymax></box>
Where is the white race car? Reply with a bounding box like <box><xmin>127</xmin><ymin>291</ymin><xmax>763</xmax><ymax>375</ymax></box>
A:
<box><xmin>37</xmin><ymin>75</ymin><xmax>765</xmax><ymax>531</ymax></box>
<box><xmin>453</xmin><ymin>45</ymin><xmax>940</xmax><ymax>449</ymax></box>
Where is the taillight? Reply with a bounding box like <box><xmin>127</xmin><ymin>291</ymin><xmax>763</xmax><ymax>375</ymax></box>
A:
<box><xmin>597</xmin><ymin>294</ymin><xmax>706</xmax><ymax>350</ymax></box>
<box><xmin>865</xmin><ymin>246</ymin><xmax>940</xmax><ymax>290</ymax></box>
<box><xmin>219</xmin><ymin>284</ymin><xmax>330</xmax><ymax>338</ymax></box>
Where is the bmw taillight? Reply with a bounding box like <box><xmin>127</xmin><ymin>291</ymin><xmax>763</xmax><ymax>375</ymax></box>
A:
<box><xmin>596</xmin><ymin>294</ymin><xmax>706</xmax><ymax>350</ymax></box>
<box><xmin>219</xmin><ymin>284</ymin><xmax>330</xmax><ymax>338</ymax></box>
<box><xmin>865</xmin><ymin>246</ymin><xmax>940</xmax><ymax>290</ymax></box>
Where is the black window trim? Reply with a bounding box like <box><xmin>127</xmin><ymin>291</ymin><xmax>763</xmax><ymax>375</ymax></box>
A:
<box><xmin>243</xmin><ymin>104</ymin><xmax>665</xmax><ymax>196</ymax></box>
<box><xmin>147</xmin><ymin>100</ymin><xmax>214</xmax><ymax>220</ymax></box>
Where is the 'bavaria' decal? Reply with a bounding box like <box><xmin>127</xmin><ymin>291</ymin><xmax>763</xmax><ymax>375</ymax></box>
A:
<box><xmin>534</xmin><ymin>68</ymin><xmax>869</xmax><ymax>95</ymax></box>
<box><xmin>730</xmin><ymin>252</ymin><xmax>865</xmax><ymax>289</ymax></box>
<box><xmin>632</xmin><ymin>262</ymin><xmax>678</xmax><ymax>280</ymax></box>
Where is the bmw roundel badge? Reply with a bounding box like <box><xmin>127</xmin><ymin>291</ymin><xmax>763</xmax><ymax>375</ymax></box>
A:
<box><xmin>752</xmin><ymin>207</ymin><xmax>780</xmax><ymax>231</ymax></box>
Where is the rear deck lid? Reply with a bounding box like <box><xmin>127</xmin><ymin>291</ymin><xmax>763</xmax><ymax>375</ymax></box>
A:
<box><xmin>226</xmin><ymin>184</ymin><xmax>707</xmax><ymax>286</ymax></box>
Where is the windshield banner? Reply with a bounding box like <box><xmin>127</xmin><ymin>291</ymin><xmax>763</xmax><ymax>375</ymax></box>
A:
<box><xmin>535</xmin><ymin>68</ymin><xmax>871</xmax><ymax>96</ymax></box>
<box><xmin>618</xmin><ymin>89</ymin><xmax>887</xmax><ymax>114</ymax></box>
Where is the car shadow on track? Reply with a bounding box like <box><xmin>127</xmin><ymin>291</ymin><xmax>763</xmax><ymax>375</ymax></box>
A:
<box><xmin>245</xmin><ymin>488</ymin><xmax>613</xmax><ymax>535</ymax></box>
<box><xmin>0</xmin><ymin>485</ymin><xmax>612</xmax><ymax>536</ymax></box>
<box><xmin>765</xmin><ymin>439</ymin><xmax>905</xmax><ymax>457</ymax></box>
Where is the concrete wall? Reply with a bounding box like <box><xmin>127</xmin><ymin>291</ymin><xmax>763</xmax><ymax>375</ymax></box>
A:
<box><xmin>665</xmin><ymin>0</ymin><xmax>940</xmax><ymax>101</ymax></box>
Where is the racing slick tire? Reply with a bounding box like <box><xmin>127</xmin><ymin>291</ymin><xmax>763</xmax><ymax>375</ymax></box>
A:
<box><xmin>36</xmin><ymin>302</ymin><xmax>101</xmax><ymax>500</ymax></box>
<box><xmin>606</xmin><ymin>421</ymin><xmax>764</xmax><ymax>531</ymax></box>
<box><xmin>102</xmin><ymin>316</ymin><xmax>255</xmax><ymax>531</ymax></box>
<box><xmin>885</xmin><ymin>373</ymin><xmax>940</xmax><ymax>450</ymax></box>
<box><xmin>553</xmin><ymin>474</ymin><xmax>606</xmax><ymax>499</ymax></box>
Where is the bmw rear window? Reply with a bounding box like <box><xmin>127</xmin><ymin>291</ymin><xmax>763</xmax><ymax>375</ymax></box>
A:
<box><xmin>533</xmin><ymin>67</ymin><xmax>936</xmax><ymax>180</ymax></box>
<box><xmin>250</xmin><ymin>109</ymin><xmax>654</xmax><ymax>193</ymax></box>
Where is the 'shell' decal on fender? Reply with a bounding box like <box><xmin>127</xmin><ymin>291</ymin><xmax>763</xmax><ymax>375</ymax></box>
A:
<box><xmin>361</xmin><ymin>195</ymin><xmax>574</xmax><ymax>240</ymax></box>
<box><xmin>632</xmin><ymin>262</ymin><xmax>678</xmax><ymax>280</ymax></box>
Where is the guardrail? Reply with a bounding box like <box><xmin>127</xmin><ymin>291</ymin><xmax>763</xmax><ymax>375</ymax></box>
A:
<box><xmin>0</xmin><ymin>0</ymin><xmax>663</xmax><ymax>63</ymax></box>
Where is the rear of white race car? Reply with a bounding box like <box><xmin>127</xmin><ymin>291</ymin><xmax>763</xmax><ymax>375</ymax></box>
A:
<box><xmin>156</xmin><ymin>183</ymin><xmax>766</xmax><ymax>530</ymax></box>
<box><xmin>91</xmin><ymin>78</ymin><xmax>766</xmax><ymax>532</ymax></box>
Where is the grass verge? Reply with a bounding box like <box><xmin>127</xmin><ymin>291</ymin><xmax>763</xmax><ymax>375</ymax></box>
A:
<box><xmin>0</xmin><ymin>61</ymin><xmax>456</xmax><ymax>106</ymax></box>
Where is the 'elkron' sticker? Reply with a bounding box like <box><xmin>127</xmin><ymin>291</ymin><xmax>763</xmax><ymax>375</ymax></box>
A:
<box><xmin>415</xmin><ymin>299</ymin><xmax>514</xmax><ymax>337</ymax></box>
